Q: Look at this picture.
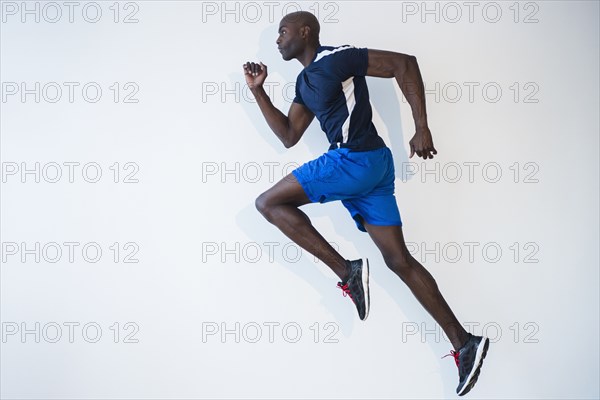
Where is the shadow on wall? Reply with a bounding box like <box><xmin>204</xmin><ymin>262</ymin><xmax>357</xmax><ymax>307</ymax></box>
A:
<box><xmin>234</xmin><ymin>24</ymin><xmax>458</xmax><ymax>398</ymax></box>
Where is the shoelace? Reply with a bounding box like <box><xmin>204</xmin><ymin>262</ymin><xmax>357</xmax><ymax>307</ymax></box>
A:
<box><xmin>337</xmin><ymin>282</ymin><xmax>353</xmax><ymax>299</ymax></box>
<box><xmin>441</xmin><ymin>350</ymin><xmax>460</xmax><ymax>368</ymax></box>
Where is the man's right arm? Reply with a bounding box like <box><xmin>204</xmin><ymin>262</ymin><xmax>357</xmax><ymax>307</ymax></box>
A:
<box><xmin>244</xmin><ymin>62</ymin><xmax>314</xmax><ymax>148</ymax></box>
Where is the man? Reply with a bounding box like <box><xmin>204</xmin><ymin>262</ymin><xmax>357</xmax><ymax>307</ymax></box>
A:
<box><xmin>243</xmin><ymin>11</ymin><xmax>489</xmax><ymax>396</ymax></box>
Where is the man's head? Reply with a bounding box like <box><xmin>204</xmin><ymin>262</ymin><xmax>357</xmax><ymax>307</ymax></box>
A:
<box><xmin>277</xmin><ymin>11</ymin><xmax>320</xmax><ymax>61</ymax></box>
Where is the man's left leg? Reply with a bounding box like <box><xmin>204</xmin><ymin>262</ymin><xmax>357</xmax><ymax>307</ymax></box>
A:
<box><xmin>255</xmin><ymin>172</ymin><xmax>370</xmax><ymax>320</ymax></box>
<box><xmin>255</xmin><ymin>173</ymin><xmax>350</xmax><ymax>281</ymax></box>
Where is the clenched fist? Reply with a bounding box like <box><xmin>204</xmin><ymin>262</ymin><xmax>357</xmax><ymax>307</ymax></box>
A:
<box><xmin>243</xmin><ymin>62</ymin><xmax>267</xmax><ymax>90</ymax></box>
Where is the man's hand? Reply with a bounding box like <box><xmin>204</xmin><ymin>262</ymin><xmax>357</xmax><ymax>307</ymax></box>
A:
<box><xmin>243</xmin><ymin>62</ymin><xmax>267</xmax><ymax>90</ymax></box>
<box><xmin>409</xmin><ymin>127</ymin><xmax>437</xmax><ymax>159</ymax></box>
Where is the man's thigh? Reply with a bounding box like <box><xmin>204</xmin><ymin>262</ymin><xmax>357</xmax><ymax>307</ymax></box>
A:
<box><xmin>361</xmin><ymin>219</ymin><xmax>410</xmax><ymax>261</ymax></box>
<box><xmin>258</xmin><ymin>173</ymin><xmax>312</xmax><ymax>208</ymax></box>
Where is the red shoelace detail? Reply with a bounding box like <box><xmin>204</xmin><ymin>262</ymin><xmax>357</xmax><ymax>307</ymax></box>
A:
<box><xmin>441</xmin><ymin>350</ymin><xmax>460</xmax><ymax>368</ymax></box>
<box><xmin>337</xmin><ymin>282</ymin><xmax>353</xmax><ymax>299</ymax></box>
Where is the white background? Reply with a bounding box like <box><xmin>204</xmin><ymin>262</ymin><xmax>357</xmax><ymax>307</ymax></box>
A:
<box><xmin>1</xmin><ymin>1</ymin><xmax>598</xmax><ymax>399</ymax></box>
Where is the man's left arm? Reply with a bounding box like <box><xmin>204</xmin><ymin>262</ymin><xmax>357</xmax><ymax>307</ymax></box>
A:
<box><xmin>366</xmin><ymin>49</ymin><xmax>437</xmax><ymax>159</ymax></box>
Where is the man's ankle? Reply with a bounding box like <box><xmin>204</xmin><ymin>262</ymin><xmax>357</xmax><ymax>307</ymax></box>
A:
<box><xmin>340</xmin><ymin>259</ymin><xmax>353</xmax><ymax>283</ymax></box>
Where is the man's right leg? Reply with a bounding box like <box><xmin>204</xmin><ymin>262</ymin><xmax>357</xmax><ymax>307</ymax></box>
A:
<box><xmin>361</xmin><ymin>220</ymin><xmax>489</xmax><ymax>396</ymax></box>
<box><xmin>255</xmin><ymin>173</ymin><xmax>351</xmax><ymax>282</ymax></box>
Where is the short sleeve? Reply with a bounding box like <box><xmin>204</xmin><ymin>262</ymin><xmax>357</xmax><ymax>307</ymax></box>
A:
<box><xmin>293</xmin><ymin>75</ymin><xmax>305</xmax><ymax>105</ymax></box>
<box><xmin>334</xmin><ymin>45</ymin><xmax>369</xmax><ymax>77</ymax></box>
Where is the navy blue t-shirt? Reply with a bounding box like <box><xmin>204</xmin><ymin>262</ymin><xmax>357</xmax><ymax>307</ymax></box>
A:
<box><xmin>293</xmin><ymin>45</ymin><xmax>386</xmax><ymax>151</ymax></box>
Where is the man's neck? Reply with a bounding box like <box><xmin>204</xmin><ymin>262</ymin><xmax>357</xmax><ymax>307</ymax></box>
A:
<box><xmin>297</xmin><ymin>44</ymin><xmax>320</xmax><ymax>67</ymax></box>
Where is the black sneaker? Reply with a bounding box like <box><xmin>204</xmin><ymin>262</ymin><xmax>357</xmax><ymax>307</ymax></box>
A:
<box><xmin>336</xmin><ymin>258</ymin><xmax>370</xmax><ymax>320</ymax></box>
<box><xmin>442</xmin><ymin>333</ymin><xmax>490</xmax><ymax>396</ymax></box>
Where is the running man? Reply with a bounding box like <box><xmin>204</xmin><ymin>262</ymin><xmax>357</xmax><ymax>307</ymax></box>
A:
<box><xmin>243</xmin><ymin>11</ymin><xmax>489</xmax><ymax>396</ymax></box>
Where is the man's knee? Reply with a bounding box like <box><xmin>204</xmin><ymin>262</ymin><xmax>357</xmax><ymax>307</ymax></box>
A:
<box><xmin>256</xmin><ymin>191</ymin><xmax>281</xmax><ymax>222</ymax></box>
<box><xmin>255</xmin><ymin>192</ymin><xmax>270</xmax><ymax>217</ymax></box>
<box><xmin>383</xmin><ymin>251</ymin><xmax>412</xmax><ymax>277</ymax></box>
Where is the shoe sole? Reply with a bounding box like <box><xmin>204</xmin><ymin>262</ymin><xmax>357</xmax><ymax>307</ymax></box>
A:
<box><xmin>361</xmin><ymin>258</ymin><xmax>370</xmax><ymax>320</ymax></box>
<box><xmin>458</xmin><ymin>337</ymin><xmax>490</xmax><ymax>396</ymax></box>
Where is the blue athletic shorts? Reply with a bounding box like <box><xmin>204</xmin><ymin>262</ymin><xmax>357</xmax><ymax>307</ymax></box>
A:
<box><xmin>292</xmin><ymin>146</ymin><xmax>402</xmax><ymax>232</ymax></box>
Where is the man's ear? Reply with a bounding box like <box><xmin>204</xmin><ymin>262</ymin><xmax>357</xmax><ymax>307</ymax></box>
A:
<box><xmin>300</xmin><ymin>25</ymin><xmax>310</xmax><ymax>39</ymax></box>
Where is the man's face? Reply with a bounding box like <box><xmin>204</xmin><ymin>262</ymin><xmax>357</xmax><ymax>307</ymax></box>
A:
<box><xmin>276</xmin><ymin>19</ymin><xmax>304</xmax><ymax>61</ymax></box>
